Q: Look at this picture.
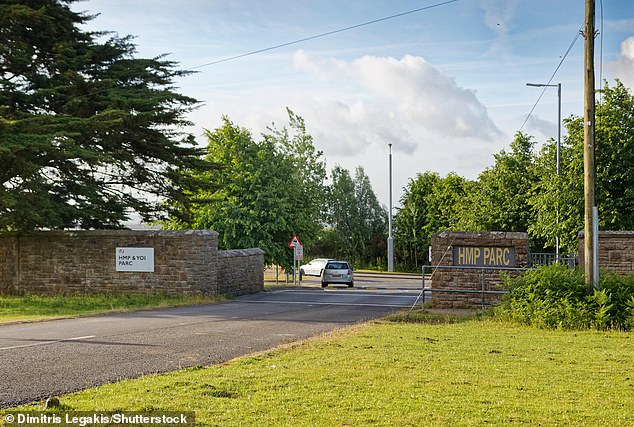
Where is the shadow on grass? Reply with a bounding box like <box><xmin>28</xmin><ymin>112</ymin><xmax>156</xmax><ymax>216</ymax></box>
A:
<box><xmin>383</xmin><ymin>308</ymin><xmax>493</xmax><ymax>325</ymax></box>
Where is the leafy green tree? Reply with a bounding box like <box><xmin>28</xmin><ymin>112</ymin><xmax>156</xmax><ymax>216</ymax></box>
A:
<box><xmin>354</xmin><ymin>167</ymin><xmax>388</xmax><ymax>264</ymax></box>
<box><xmin>530</xmin><ymin>81</ymin><xmax>634</xmax><ymax>251</ymax></box>
<box><xmin>324</xmin><ymin>166</ymin><xmax>357</xmax><ymax>260</ymax></box>
<box><xmin>318</xmin><ymin>166</ymin><xmax>387</xmax><ymax>267</ymax></box>
<box><xmin>592</xmin><ymin>81</ymin><xmax>634</xmax><ymax>229</ymax></box>
<box><xmin>169</xmin><ymin>111</ymin><xmax>326</xmax><ymax>267</ymax></box>
<box><xmin>0</xmin><ymin>0</ymin><xmax>209</xmax><ymax>230</ymax></box>
<box><xmin>455</xmin><ymin>132</ymin><xmax>538</xmax><ymax>234</ymax></box>
<box><xmin>394</xmin><ymin>172</ymin><xmax>469</xmax><ymax>269</ymax></box>
<box><xmin>426</xmin><ymin>172</ymin><xmax>470</xmax><ymax>234</ymax></box>
<box><xmin>264</xmin><ymin>109</ymin><xmax>327</xmax><ymax>250</ymax></box>
<box><xmin>394</xmin><ymin>172</ymin><xmax>438</xmax><ymax>269</ymax></box>
<box><xmin>528</xmin><ymin>131</ymin><xmax>583</xmax><ymax>252</ymax></box>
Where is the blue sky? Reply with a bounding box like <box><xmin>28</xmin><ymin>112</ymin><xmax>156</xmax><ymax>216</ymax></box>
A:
<box><xmin>72</xmin><ymin>0</ymin><xmax>634</xmax><ymax>206</ymax></box>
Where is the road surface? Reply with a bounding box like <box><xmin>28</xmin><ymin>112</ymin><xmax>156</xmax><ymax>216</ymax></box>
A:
<box><xmin>0</xmin><ymin>288</ymin><xmax>422</xmax><ymax>407</ymax></box>
<box><xmin>275</xmin><ymin>272</ymin><xmax>426</xmax><ymax>290</ymax></box>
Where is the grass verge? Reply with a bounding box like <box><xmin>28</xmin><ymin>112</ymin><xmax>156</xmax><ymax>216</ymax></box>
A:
<box><xmin>0</xmin><ymin>294</ymin><xmax>221</xmax><ymax>324</ymax></box>
<box><xmin>7</xmin><ymin>314</ymin><xmax>634</xmax><ymax>426</ymax></box>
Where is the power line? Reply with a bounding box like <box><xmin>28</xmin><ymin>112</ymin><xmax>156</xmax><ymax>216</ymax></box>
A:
<box><xmin>520</xmin><ymin>25</ymin><xmax>583</xmax><ymax>131</ymax></box>
<box><xmin>22</xmin><ymin>2</ymin><xmax>460</xmax><ymax>112</ymax></box>
<box><xmin>191</xmin><ymin>0</ymin><xmax>460</xmax><ymax>69</ymax></box>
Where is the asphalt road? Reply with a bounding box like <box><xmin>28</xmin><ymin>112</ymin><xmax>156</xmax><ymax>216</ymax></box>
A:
<box><xmin>280</xmin><ymin>272</ymin><xmax>425</xmax><ymax>290</ymax></box>
<box><xmin>0</xmin><ymin>288</ymin><xmax>422</xmax><ymax>408</ymax></box>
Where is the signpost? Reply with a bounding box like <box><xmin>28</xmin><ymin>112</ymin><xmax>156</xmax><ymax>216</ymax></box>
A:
<box><xmin>288</xmin><ymin>235</ymin><xmax>302</xmax><ymax>286</ymax></box>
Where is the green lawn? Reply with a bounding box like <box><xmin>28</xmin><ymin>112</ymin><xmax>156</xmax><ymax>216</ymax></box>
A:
<box><xmin>0</xmin><ymin>294</ymin><xmax>220</xmax><ymax>324</ymax></box>
<box><xmin>8</xmin><ymin>315</ymin><xmax>634</xmax><ymax>426</ymax></box>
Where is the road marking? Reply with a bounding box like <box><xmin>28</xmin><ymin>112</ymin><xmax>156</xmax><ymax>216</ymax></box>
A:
<box><xmin>268</xmin><ymin>290</ymin><xmax>420</xmax><ymax>298</ymax></box>
<box><xmin>0</xmin><ymin>335</ymin><xmax>96</xmax><ymax>351</ymax></box>
<box><xmin>243</xmin><ymin>300</ymin><xmax>415</xmax><ymax>308</ymax></box>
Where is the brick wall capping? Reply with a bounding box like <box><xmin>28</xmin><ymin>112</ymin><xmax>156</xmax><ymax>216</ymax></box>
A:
<box><xmin>219</xmin><ymin>248</ymin><xmax>266</xmax><ymax>257</ymax></box>
<box><xmin>432</xmin><ymin>230</ymin><xmax>529</xmax><ymax>240</ymax></box>
<box><xmin>578</xmin><ymin>230</ymin><xmax>634</xmax><ymax>238</ymax></box>
<box><xmin>0</xmin><ymin>229</ymin><xmax>219</xmax><ymax>238</ymax></box>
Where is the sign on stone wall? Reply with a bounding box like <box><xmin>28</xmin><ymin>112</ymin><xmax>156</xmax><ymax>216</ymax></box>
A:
<box><xmin>116</xmin><ymin>247</ymin><xmax>154</xmax><ymax>272</ymax></box>
<box><xmin>453</xmin><ymin>246</ymin><xmax>516</xmax><ymax>267</ymax></box>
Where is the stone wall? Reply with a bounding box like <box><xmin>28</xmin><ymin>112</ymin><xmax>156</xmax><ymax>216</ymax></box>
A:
<box><xmin>578</xmin><ymin>231</ymin><xmax>634</xmax><ymax>275</ymax></box>
<box><xmin>0</xmin><ymin>230</ymin><xmax>263</xmax><ymax>296</ymax></box>
<box><xmin>218</xmin><ymin>248</ymin><xmax>265</xmax><ymax>296</ymax></box>
<box><xmin>0</xmin><ymin>236</ymin><xmax>17</xmax><ymax>294</ymax></box>
<box><xmin>430</xmin><ymin>231</ymin><xmax>530</xmax><ymax>309</ymax></box>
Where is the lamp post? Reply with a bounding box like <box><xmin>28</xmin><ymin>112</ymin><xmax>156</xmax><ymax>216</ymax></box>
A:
<box><xmin>388</xmin><ymin>143</ymin><xmax>394</xmax><ymax>272</ymax></box>
<box><xmin>527</xmin><ymin>82</ymin><xmax>561</xmax><ymax>261</ymax></box>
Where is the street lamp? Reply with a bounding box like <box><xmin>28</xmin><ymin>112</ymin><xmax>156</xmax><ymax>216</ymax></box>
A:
<box><xmin>527</xmin><ymin>82</ymin><xmax>561</xmax><ymax>261</ymax></box>
<box><xmin>387</xmin><ymin>143</ymin><xmax>394</xmax><ymax>272</ymax></box>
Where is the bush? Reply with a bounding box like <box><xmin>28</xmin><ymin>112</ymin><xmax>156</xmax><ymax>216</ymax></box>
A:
<box><xmin>494</xmin><ymin>264</ymin><xmax>634</xmax><ymax>330</ymax></box>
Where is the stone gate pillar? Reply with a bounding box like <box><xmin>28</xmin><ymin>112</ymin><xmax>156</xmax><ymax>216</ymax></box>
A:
<box><xmin>430</xmin><ymin>231</ymin><xmax>530</xmax><ymax>309</ymax></box>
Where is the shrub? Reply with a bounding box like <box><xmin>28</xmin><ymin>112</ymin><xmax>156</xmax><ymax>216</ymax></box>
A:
<box><xmin>495</xmin><ymin>264</ymin><xmax>634</xmax><ymax>330</ymax></box>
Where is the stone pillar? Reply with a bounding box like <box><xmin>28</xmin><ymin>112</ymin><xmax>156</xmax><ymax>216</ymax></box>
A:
<box><xmin>430</xmin><ymin>231</ymin><xmax>530</xmax><ymax>309</ymax></box>
<box><xmin>578</xmin><ymin>231</ymin><xmax>634</xmax><ymax>275</ymax></box>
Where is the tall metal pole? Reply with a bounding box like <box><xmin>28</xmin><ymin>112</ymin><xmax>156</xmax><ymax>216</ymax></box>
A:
<box><xmin>584</xmin><ymin>0</ymin><xmax>598</xmax><ymax>291</ymax></box>
<box><xmin>387</xmin><ymin>143</ymin><xmax>394</xmax><ymax>272</ymax></box>
<box><xmin>555</xmin><ymin>83</ymin><xmax>561</xmax><ymax>262</ymax></box>
<box><xmin>527</xmin><ymin>82</ymin><xmax>561</xmax><ymax>260</ymax></box>
<box><xmin>557</xmin><ymin>83</ymin><xmax>561</xmax><ymax>175</ymax></box>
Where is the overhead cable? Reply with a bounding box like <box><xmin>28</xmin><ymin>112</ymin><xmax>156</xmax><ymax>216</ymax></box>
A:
<box><xmin>191</xmin><ymin>0</ymin><xmax>460</xmax><ymax>69</ymax></box>
<box><xmin>520</xmin><ymin>25</ymin><xmax>584</xmax><ymax>131</ymax></box>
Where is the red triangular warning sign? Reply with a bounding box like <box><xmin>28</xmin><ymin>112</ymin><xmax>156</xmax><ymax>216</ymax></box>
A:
<box><xmin>288</xmin><ymin>234</ymin><xmax>301</xmax><ymax>248</ymax></box>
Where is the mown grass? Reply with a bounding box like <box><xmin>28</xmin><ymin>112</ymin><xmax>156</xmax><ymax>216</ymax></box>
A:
<box><xmin>0</xmin><ymin>294</ymin><xmax>221</xmax><ymax>324</ymax></box>
<box><xmin>9</xmin><ymin>315</ymin><xmax>634</xmax><ymax>426</ymax></box>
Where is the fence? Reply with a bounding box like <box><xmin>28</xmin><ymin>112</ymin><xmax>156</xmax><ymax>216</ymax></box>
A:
<box><xmin>530</xmin><ymin>252</ymin><xmax>577</xmax><ymax>269</ymax></box>
<box><xmin>420</xmin><ymin>265</ymin><xmax>532</xmax><ymax>309</ymax></box>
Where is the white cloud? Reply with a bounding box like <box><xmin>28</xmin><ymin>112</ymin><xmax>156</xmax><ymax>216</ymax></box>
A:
<box><xmin>287</xmin><ymin>94</ymin><xmax>417</xmax><ymax>156</ymax></box>
<box><xmin>524</xmin><ymin>114</ymin><xmax>557</xmax><ymax>141</ymax></box>
<box><xmin>611</xmin><ymin>37</ymin><xmax>634</xmax><ymax>89</ymax></box>
<box><xmin>293</xmin><ymin>50</ymin><xmax>503</xmax><ymax>145</ymax></box>
<box><xmin>479</xmin><ymin>0</ymin><xmax>519</xmax><ymax>35</ymax></box>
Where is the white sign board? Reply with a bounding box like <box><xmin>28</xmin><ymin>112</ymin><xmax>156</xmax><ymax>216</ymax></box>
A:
<box><xmin>116</xmin><ymin>247</ymin><xmax>154</xmax><ymax>272</ymax></box>
<box><xmin>294</xmin><ymin>244</ymin><xmax>304</xmax><ymax>261</ymax></box>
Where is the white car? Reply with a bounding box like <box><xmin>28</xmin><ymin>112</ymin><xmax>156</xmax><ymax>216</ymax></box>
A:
<box><xmin>321</xmin><ymin>260</ymin><xmax>354</xmax><ymax>288</ymax></box>
<box><xmin>299</xmin><ymin>258</ymin><xmax>333</xmax><ymax>278</ymax></box>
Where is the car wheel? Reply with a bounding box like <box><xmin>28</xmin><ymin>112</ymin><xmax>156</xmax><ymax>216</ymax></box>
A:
<box><xmin>347</xmin><ymin>282</ymin><xmax>354</xmax><ymax>288</ymax></box>
<box><xmin>321</xmin><ymin>281</ymin><xmax>328</xmax><ymax>288</ymax></box>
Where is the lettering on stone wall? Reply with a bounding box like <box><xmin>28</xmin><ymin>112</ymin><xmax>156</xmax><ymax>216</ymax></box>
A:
<box><xmin>452</xmin><ymin>246</ymin><xmax>516</xmax><ymax>267</ymax></box>
<box><xmin>116</xmin><ymin>247</ymin><xmax>154</xmax><ymax>272</ymax></box>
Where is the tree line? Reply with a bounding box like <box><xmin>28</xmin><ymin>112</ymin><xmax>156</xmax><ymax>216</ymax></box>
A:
<box><xmin>396</xmin><ymin>81</ymin><xmax>634</xmax><ymax>270</ymax></box>
<box><xmin>163</xmin><ymin>111</ymin><xmax>387</xmax><ymax>269</ymax></box>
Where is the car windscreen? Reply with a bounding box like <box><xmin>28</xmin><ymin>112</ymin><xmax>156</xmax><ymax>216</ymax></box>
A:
<box><xmin>325</xmin><ymin>262</ymin><xmax>349</xmax><ymax>270</ymax></box>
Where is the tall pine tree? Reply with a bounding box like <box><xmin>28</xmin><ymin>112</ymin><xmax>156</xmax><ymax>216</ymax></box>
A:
<box><xmin>0</xmin><ymin>0</ymin><xmax>210</xmax><ymax>230</ymax></box>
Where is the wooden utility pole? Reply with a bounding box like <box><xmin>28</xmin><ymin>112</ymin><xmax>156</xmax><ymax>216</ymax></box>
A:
<box><xmin>583</xmin><ymin>0</ymin><xmax>597</xmax><ymax>291</ymax></box>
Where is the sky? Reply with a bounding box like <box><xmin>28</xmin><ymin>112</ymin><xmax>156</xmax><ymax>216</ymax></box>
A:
<box><xmin>71</xmin><ymin>0</ymin><xmax>634</xmax><ymax>209</ymax></box>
